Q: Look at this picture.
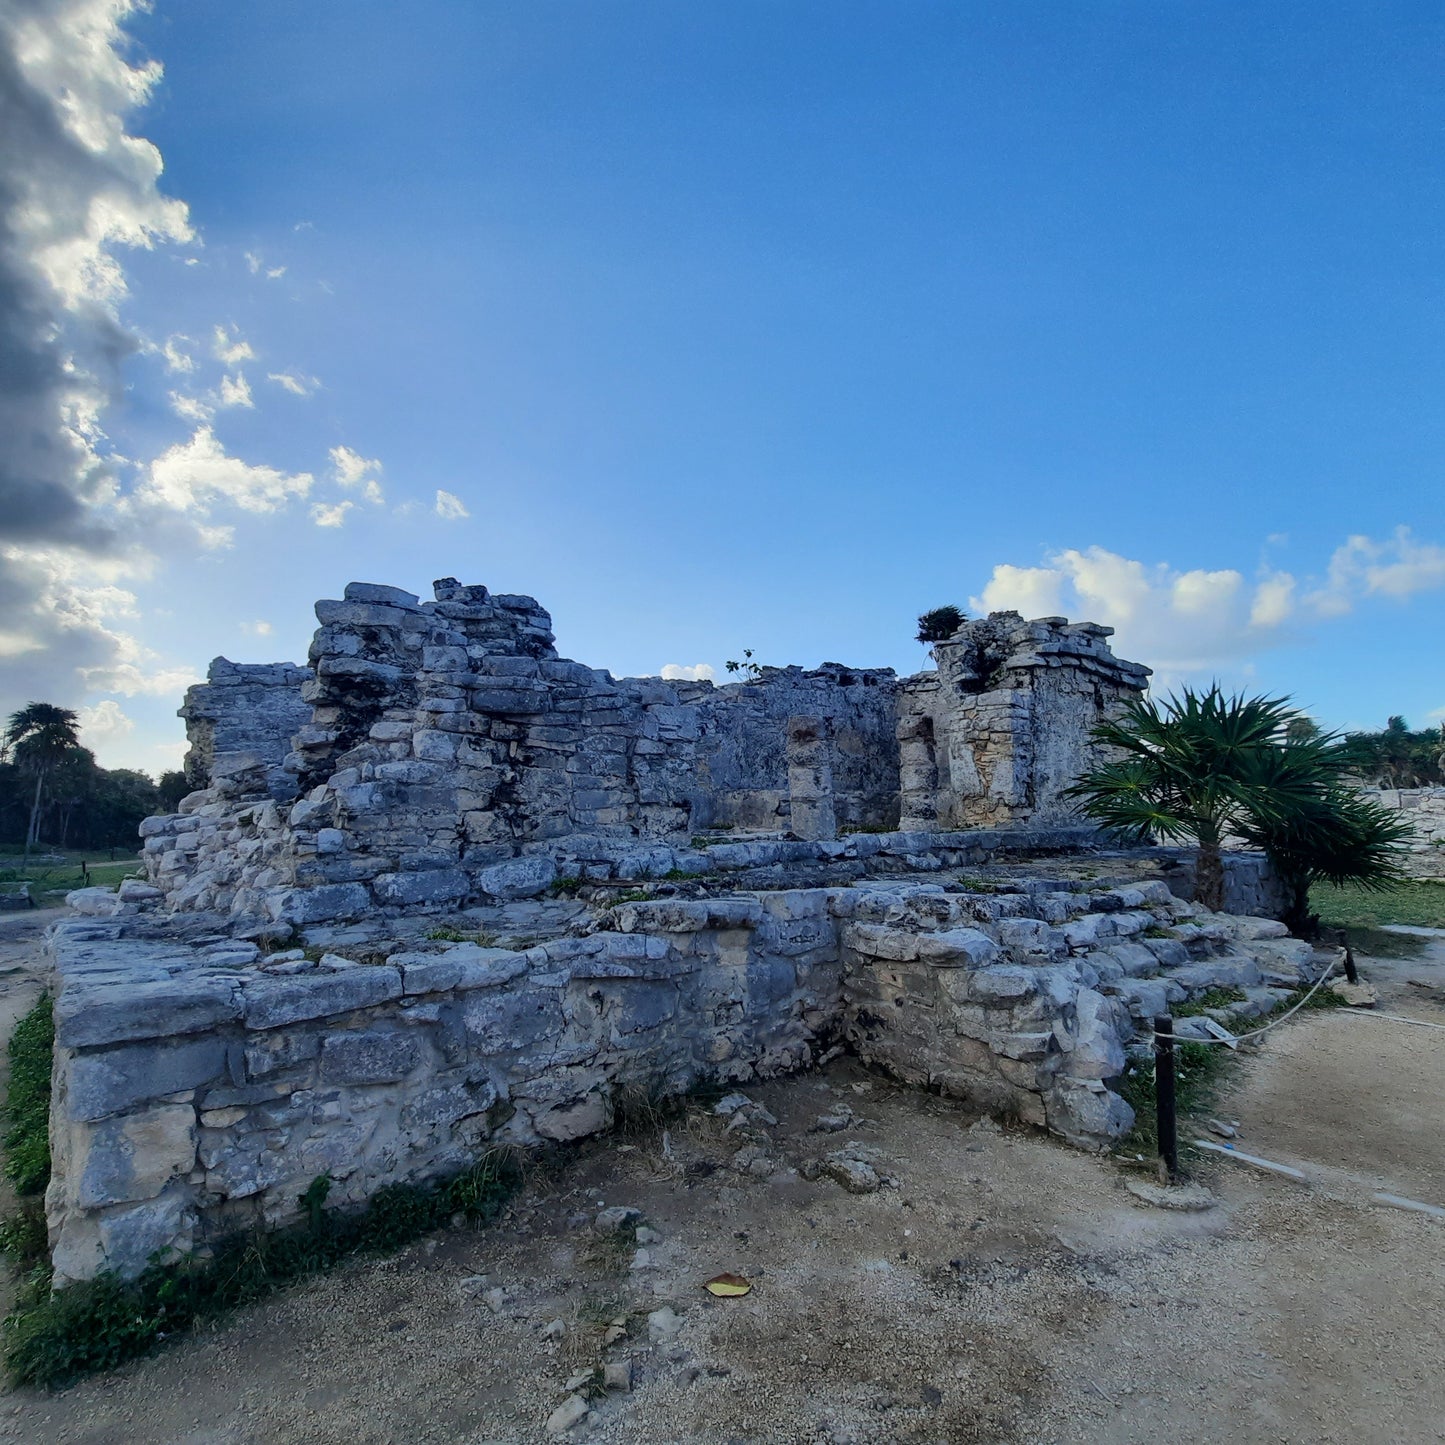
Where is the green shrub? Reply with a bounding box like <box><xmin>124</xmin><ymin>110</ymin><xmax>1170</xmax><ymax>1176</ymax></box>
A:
<box><xmin>4</xmin><ymin>994</ymin><xmax>53</xmax><ymax>1196</ymax></box>
<box><xmin>3</xmin><ymin>1149</ymin><xmax>521</xmax><ymax>1389</ymax></box>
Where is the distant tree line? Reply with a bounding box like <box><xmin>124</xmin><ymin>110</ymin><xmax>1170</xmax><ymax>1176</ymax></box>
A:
<box><xmin>1334</xmin><ymin>716</ymin><xmax>1444</xmax><ymax>789</ymax></box>
<box><xmin>1</xmin><ymin>703</ymin><xmax>189</xmax><ymax>853</ymax></box>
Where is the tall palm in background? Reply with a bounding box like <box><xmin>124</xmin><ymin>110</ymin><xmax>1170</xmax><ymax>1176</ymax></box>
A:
<box><xmin>1064</xmin><ymin>687</ymin><xmax>1408</xmax><ymax>934</ymax></box>
<box><xmin>3</xmin><ymin>703</ymin><xmax>82</xmax><ymax>863</ymax></box>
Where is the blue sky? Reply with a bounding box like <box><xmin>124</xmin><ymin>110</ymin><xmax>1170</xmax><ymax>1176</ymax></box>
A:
<box><xmin>2</xmin><ymin>1</ymin><xmax>1441</xmax><ymax>773</ymax></box>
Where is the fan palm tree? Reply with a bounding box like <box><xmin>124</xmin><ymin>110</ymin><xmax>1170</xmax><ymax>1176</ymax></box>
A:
<box><xmin>1064</xmin><ymin>686</ymin><xmax>1407</xmax><ymax>930</ymax></box>
<box><xmin>3</xmin><ymin>703</ymin><xmax>82</xmax><ymax>862</ymax></box>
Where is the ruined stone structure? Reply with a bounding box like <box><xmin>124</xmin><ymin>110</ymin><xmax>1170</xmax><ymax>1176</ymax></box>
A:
<box><xmin>178</xmin><ymin>660</ymin><xmax>311</xmax><ymax>793</ymax></box>
<box><xmin>140</xmin><ymin>580</ymin><xmax>1148</xmax><ymax>925</ymax></box>
<box><xmin>1362</xmin><ymin>786</ymin><xmax>1445</xmax><ymax>880</ymax></box>
<box><xmin>896</xmin><ymin>612</ymin><xmax>1150</xmax><ymax>831</ymax></box>
<box><xmin>43</xmin><ymin>578</ymin><xmax>1318</xmax><ymax>1287</ymax></box>
<box><xmin>47</xmin><ymin>870</ymin><xmax>1315</xmax><ymax>1284</ymax></box>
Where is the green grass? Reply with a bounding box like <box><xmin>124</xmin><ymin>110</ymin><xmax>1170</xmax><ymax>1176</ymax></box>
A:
<box><xmin>3</xmin><ymin>1151</ymin><xmax>522</xmax><ymax>1390</ymax></box>
<box><xmin>0</xmin><ymin>850</ymin><xmax>142</xmax><ymax>907</ymax></box>
<box><xmin>1117</xmin><ymin>978</ymin><xmax>1349</xmax><ymax>1160</ymax></box>
<box><xmin>1116</xmin><ymin>1041</ymin><xmax>1230</xmax><ymax>1155</ymax></box>
<box><xmin>3</xmin><ymin>995</ymin><xmax>53</xmax><ymax>1197</ymax></box>
<box><xmin>1311</xmin><ymin>880</ymin><xmax>1445</xmax><ymax>931</ymax></box>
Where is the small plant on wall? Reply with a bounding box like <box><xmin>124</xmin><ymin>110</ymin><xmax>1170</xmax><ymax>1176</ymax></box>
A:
<box><xmin>916</xmin><ymin>605</ymin><xmax>965</xmax><ymax>649</ymax></box>
<box><xmin>725</xmin><ymin>649</ymin><xmax>764</xmax><ymax>681</ymax></box>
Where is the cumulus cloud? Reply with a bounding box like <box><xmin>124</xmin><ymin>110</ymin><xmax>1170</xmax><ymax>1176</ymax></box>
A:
<box><xmin>168</xmin><ymin>390</ymin><xmax>212</xmax><ymax>422</ymax></box>
<box><xmin>972</xmin><ymin>529</ymin><xmax>1445</xmax><ymax>688</ymax></box>
<box><xmin>435</xmin><ymin>489</ymin><xmax>469</xmax><ymax>520</ymax></box>
<box><xmin>309</xmin><ymin>500</ymin><xmax>352</xmax><ymax>528</ymax></box>
<box><xmin>1308</xmin><ymin>527</ymin><xmax>1445</xmax><ymax>616</ymax></box>
<box><xmin>77</xmin><ymin>697</ymin><xmax>133</xmax><ymax>747</ymax></box>
<box><xmin>660</xmin><ymin>663</ymin><xmax>716</xmax><ymax>682</ymax></box>
<box><xmin>0</xmin><ymin>0</ymin><xmax>209</xmax><ymax>712</ymax></box>
<box><xmin>0</xmin><ymin>0</ymin><xmax>191</xmax><ymax>554</ymax></box>
<box><xmin>0</xmin><ymin>544</ymin><xmax>198</xmax><ymax>704</ymax></box>
<box><xmin>240</xmin><ymin>619</ymin><xmax>273</xmax><ymax>636</ymax></box>
<box><xmin>138</xmin><ymin>426</ymin><xmax>313</xmax><ymax>516</ymax></box>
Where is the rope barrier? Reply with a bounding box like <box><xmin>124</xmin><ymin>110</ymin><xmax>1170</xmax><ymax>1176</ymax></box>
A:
<box><xmin>1173</xmin><ymin>954</ymin><xmax>1342</xmax><ymax>1048</ymax></box>
<box><xmin>1343</xmin><ymin>1010</ymin><xmax>1445</xmax><ymax>1035</ymax></box>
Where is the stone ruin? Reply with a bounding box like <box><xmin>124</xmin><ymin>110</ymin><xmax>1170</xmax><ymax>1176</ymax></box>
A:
<box><xmin>44</xmin><ymin>579</ymin><xmax>1316</xmax><ymax>1285</ymax></box>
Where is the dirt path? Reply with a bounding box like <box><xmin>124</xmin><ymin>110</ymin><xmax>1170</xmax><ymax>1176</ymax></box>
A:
<box><xmin>2</xmin><ymin>931</ymin><xmax>1442</xmax><ymax>1445</ymax></box>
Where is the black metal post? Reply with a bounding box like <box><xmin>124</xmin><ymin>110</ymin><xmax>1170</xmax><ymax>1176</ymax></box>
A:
<box><xmin>1153</xmin><ymin>1014</ymin><xmax>1179</xmax><ymax>1182</ymax></box>
<box><xmin>1342</xmin><ymin>944</ymin><xmax>1359</xmax><ymax>985</ymax></box>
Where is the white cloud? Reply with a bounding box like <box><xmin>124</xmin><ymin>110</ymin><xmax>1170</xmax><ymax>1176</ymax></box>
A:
<box><xmin>1308</xmin><ymin>527</ymin><xmax>1445</xmax><ymax>615</ymax></box>
<box><xmin>212</xmin><ymin>323</ymin><xmax>254</xmax><ymax>365</ymax></box>
<box><xmin>161</xmin><ymin>335</ymin><xmax>194</xmax><ymax>373</ymax></box>
<box><xmin>1249</xmin><ymin>572</ymin><xmax>1295</xmax><ymax>628</ymax></box>
<box><xmin>972</xmin><ymin>529</ymin><xmax>1445</xmax><ymax>690</ymax></box>
<box><xmin>0</xmin><ymin>544</ymin><xmax>199</xmax><ymax>705</ymax></box>
<box><xmin>310</xmin><ymin>500</ymin><xmax>353</xmax><ymax>528</ymax></box>
<box><xmin>218</xmin><ymin>373</ymin><xmax>253</xmax><ymax>409</ymax></box>
<box><xmin>435</xmin><ymin>489</ymin><xmax>469</xmax><ymax>520</ymax></box>
<box><xmin>329</xmin><ymin>444</ymin><xmax>384</xmax><ymax>504</ymax></box>
<box><xmin>660</xmin><ymin>663</ymin><xmax>716</xmax><ymax>682</ymax></box>
<box><xmin>267</xmin><ymin>370</ymin><xmax>317</xmax><ymax>396</ymax></box>
<box><xmin>245</xmin><ymin>251</ymin><xmax>286</xmax><ymax>280</ymax></box>
<box><xmin>139</xmin><ymin>427</ymin><xmax>313</xmax><ymax>515</ymax></box>
<box><xmin>169</xmin><ymin>390</ymin><xmax>213</xmax><ymax>422</ymax></box>
<box><xmin>240</xmin><ymin>619</ymin><xmax>273</xmax><ymax>637</ymax></box>
<box><xmin>77</xmin><ymin>699</ymin><xmax>134</xmax><ymax>748</ymax></box>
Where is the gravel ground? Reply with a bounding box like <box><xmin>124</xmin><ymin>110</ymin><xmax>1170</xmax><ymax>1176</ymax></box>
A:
<box><xmin>2</xmin><ymin>928</ymin><xmax>1443</xmax><ymax>1445</ymax></box>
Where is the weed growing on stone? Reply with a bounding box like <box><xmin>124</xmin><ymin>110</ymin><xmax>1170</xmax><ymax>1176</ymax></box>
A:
<box><xmin>603</xmin><ymin>890</ymin><xmax>653</xmax><ymax>909</ymax></box>
<box><xmin>424</xmin><ymin>926</ymin><xmax>475</xmax><ymax>943</ymax></box>
<box><xmin>3</xmin><ymin>994</ymin><xmax>53</xmax><ymax>1197</ymax></box>
<box><xmin>2</xmin><ymin>1150</ymin><xmax>523</xmax><ymax>1390</ymax></box>
<box><xmin>548</xmin><ymin>876</ymin><xmax>586</xmax><ymax>897</ymax></box>
<box><xmin>1173</xmin><ymin>987</ymin><xmax>1248</xmax><ymax>1018</ymax></box>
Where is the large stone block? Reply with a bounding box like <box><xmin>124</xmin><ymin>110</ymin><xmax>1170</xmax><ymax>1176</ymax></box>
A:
<box><xmin>372</xmin><ymin>868</ymin><xmax>470</xmax><ymax>907</ymax></box>
<box><xmin>55</xmin><ymin>977</ymin><xmax>242</xmax><ymax>1049</ymax></box>
<box><xmin>475</xmin><ymin>855</ymin><xmax>557</xmax><ymax>900</ymax></box>
<box><xmin>914</xmin><ymin>928</ymin><xmax>1002</xmax><ymax>969</ymax></box>
<box><xmin>395</xmin><ymin>946</ymin><xmax>529</xmax><ymax>996</ymax></box>
<box><xmin>75</xmin><ymin>1104</ymin><xmax>197</xmax><ymax>1208</ymax></box>
<box><xmin>269</xmin><ymin>883</ymin><xmax>373</xmax><ymax>925</ymax></box>
<box><xmin>242</xmin><ymin>966</ymin><xmax>403</xmax><ymax>1029</ymax></box>
<box><xmin>462</xmin><ymin>989</ymin><xmax>563</xmax><ymax>1054</ymax></box>
<box><xmin>95</xmin><ymin>1188</ymin><xmax>193</xmax><ymax>1280</ymax></box>
<box><xmin>66</xmin><ymin>1037</ymin><xmax>227</xmax><ymax>1122</ymax></box>
<box><xmin>320</xmin><ymin>1027</ymin><xmax>421</xmax><ymax>1084</ymax></box>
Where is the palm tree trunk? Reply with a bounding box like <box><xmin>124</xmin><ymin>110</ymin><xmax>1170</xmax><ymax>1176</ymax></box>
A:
<box><xmin>1196</xmin><ymin>832</ymin><xmax>1225</xmax><ymax>912</ymax></box>
<box><xmin>1281</xmin><ymin>878</ymin><xmax>1316</xmax><ymax>939</ymax></box>
<box><xmin>24</xmin><ymin>768</ymin><xmax>44</xmax><ymax>862</ymax></box>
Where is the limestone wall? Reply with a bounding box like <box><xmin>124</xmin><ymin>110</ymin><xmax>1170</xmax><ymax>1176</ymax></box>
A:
<box><xmin>896</xmin><ymin>613</ymin><xmax>1150</xmax><ymax>831</ymax></box>
<box><xmin>691</xmin><ymin>666</ymin><xmax>900</xmax><ymax>833</ymax></box>
<box><xmin>1364</xmin><ymin>787</ymin><xmax>1445</xmax><ymax>880</ymax></box>
<box><xmin>44</xmin><ymin>898</ymin><xmax>839</xmax><ymax>1285</ymax></box>
<box><xmin>46</xmin><ymin>872</ymin><xmax>1322</xmax><ymax>1282</ymax></box>
<box><xmin>144</xmin><ymin>581</ymin><xmax>1153</xmax><ymax>925</ymax></box>
<box><xmin>179</xmin><ymin>660</ymin><xmax>312</xmax><ymax>791</ymax></box>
